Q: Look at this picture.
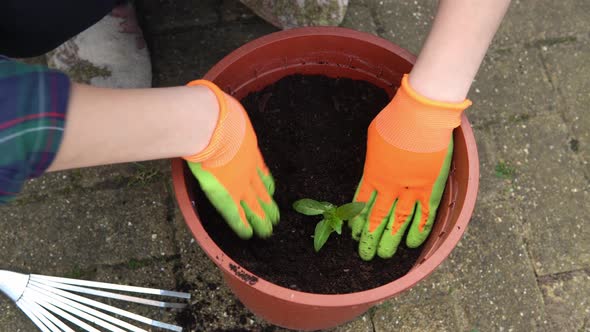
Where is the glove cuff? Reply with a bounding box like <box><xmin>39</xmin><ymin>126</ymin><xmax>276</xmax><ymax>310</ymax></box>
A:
<box><xmin>183</xmin><ymin>80</ymin><xmax>229</xmax><ymax>163</ymax></box>
<box><xmin>375</xmin><ymin>74</ymin><xmax>472</xmax><ymax>153</ymax></box>
<box><xmin>398</xmin><ymin>74</ymin><xmax>472</xmax><ymax>127</ymax></box>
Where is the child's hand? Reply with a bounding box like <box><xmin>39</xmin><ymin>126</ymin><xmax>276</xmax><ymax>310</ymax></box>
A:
<box><xmin>349</xmin><ymin>74</ymin><xmax>471</xmax><ymax>260</ymax></box>
<box><xmin>184</xmin><ymin>80</ymin><xmax>279</xmax><ymax>239</ymax></box>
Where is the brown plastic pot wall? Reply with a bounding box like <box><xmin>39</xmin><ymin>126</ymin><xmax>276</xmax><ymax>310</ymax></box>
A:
<box><xmin>172</xmin><ymin>27</ymin><xmax>479</xmax><ymax>331</ymax></box>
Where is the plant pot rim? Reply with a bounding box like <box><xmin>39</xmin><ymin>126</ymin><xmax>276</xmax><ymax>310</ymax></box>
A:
<box><xmin>206</xmin><ymin>26</ymin><xmax>417</xmax><ymax>92</ymax></box>
<box><xmin>172</xmin><ymin>26</ymin><xmax>479</xmax><ymax>308</ymax></box>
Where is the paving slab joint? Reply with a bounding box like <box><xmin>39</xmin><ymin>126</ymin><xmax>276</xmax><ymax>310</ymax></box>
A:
<box><xmin>537</xmin><ymin>268</ymin><xmax>590</xmax><ymax>283</ymax></box>
<box><xmin>525</xmin><ymin>35</ymin><xmax>578</xmax><ymax>49</ymax></box>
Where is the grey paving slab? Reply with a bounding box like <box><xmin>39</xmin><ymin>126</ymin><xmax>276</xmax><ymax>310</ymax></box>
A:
<box><xmin>539</xmin><ymin>271</ymin><xmax>590</xmax><ymax>332</ymax></box>
<box><xmin>367</xmin><ymin>0</ymin><xmax>437</xmax><ymax>55</ymax></box>
<box><xmin>541</xmin><ymin>39</ymin><xmax>590</xmax><ymax>171</ymax></box>
<box><xmin>0</xmin><ymin>181</ymin><xmax>174</xmax><ymax>276</ymax></box>
<box><xmin>363</xmin><ymin>259</ymin><xmax>460</xmax><ymax>331</ymax></box>
<box><xmin>340</xmin><ymin>0</ymin><xmax>378</xmax><ymax>35</ymax></box>
<box><xmin>17</xmin><ymin>171</ymin><xmax>75</xmax><ymax>203</ymax></box>
<box><xmin>494</xmin><ymin>0</ymin><xmax>590</xmax><ymax>49</ymax></box>
<box><xmin>72</xmin><ymin>160</ymin><xmax>171</xmax><ymax>189</ymax></box>
<box><xmin>471</xmin><ymin>126</ymin><xmax>512</xmax><ymax>203</ymax></box>
<box><xmin>483</xmin><ymin>114</ymin><xmax>590</xmax><ymax>276</ymax></box>
<box><xmin>379</xmin><ymin>259</ymin><xmax>455</xmax><ymax>306</ymax></box>
<box><xmin>445</xmin><ymin>201</ymin><xmax>547</xmax><ymax>331</ymax></box>
<box><xmin>330</xmin><ymin>313</ymin><xmax>374</xmax><ymax>332</ymax></box>
<box><xmin>137</xmin><ymin>0</ymin><xmax>220</xmax><ymax>33</ymax></box>
<box><xmin>468</xmin><ymin>47</ymin><xmax>556</xmax><ymax>128</ymax></box>
<box><xmin>221</xmin><ymin>0</ymin><xmax>257</xmax><ymax>23</ymax></box>
<box><xmin>92</xmin><ymin>259</ymin><xmax>178</xmax><ymax>290</ymax></box>
<box><xmin>15</xmin><ymin>161</ymin><xmax>171</xmax><ymax>204</ymax></box>
<box><xmin>150</xmin><ymin>21</ymin><xmax>277</xmax><ymax>87</ymax></box>
<box><xmin>373</xmin><ymin>294</ymin><xmax>459</xmax><ymax>332</ymax></box>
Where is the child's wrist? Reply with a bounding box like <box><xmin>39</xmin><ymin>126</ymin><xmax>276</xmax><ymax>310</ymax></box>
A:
<box><xmin>183</xmin><ymin>81</ymin><xmax>226</xmax><ymax>162</ymax></box>
<box><xmin>408</xmin><ymin>60</ymin><xmax>475</xmax><ymax>104</ymax></box>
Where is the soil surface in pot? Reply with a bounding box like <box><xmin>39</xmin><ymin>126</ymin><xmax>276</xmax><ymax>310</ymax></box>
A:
<box><xmin>190</xmin><ymin>74</ymin><xmax>424</xmax><ymax>294</ymax></box>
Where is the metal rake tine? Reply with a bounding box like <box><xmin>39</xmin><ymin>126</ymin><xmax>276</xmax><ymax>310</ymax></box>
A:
<box><xmin>19</xmin><ymin>297</ymin><xmax>71</xmax><ymax>332</ymax></box>
<box><xmin>25</xmin><ymin>285</ymin><xmax>128</xmax><ymax>332</ymax></box>
<box><xmin>29</xmin><ymin>300</ymin><xmax>76</xmax><ymax>332</ymax></box>
<box><xmin>2</xmin><ymin>270</ymin><xmax>187</xmax><ymax>332</ymax></box>
<box><xmin>31</xmin><ymin>297</ymin><xmax>102</xmax><ymax>332</ymax></box>
<box><xmin>33</xmin><ymin>278</ymin><xmax>186</xmax><ymax>309</ymax></box>
<box><xmin>29</xmin><ymin>280</ymin><xmax>182</xmax><ymax>331</ymax></box>
<box><xmin>31</xmin><ymin>274</ymin><xmax>190</xmax><ymax>299</ymax></box>
<box><xmin>16</xmin><ymin>298</ymin><xmax>54</xmax><ymax>332</ymax></box>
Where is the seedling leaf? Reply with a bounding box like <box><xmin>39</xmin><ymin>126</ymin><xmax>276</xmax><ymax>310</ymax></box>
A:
<box><xmin>293</xmin><ymin>198</ymin><xmax>328</xmax><ymax>216</ymax></box>
<box><xmin>320</xmin><ymin>201</ymin><xmax>335</xmax><ymax>210</ymax></box>
<box><xmin>336</xmin><ymin>202</ymin><xmax>366</xmax><ymax>220</ymax></box>
<box><xmin>330</xmin><ymin>218</ymin><xmax>343</xmax><ymax>235</ymax></box>
<box><xmin>314</xmin><ymin>219</ymin><xmax>332</xmax><ymax>252</ymax></box>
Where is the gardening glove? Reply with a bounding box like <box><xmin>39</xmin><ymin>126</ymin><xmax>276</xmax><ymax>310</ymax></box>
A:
<box><xmin>350</xmin><ymin>74</ymin><xmax>471</xmax><ymax>260</ymax></box>
<box><xmin>183</xmin><ymin>80</ymin><xmax>279</xmax><ymax>239</ymax></box>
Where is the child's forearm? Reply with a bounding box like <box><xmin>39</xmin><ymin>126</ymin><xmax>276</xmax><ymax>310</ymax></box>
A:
<box><xmin>409</xmin><ymin>0</ymin><xmax>511</xmax><ymax>103</ymax></box>
<box><xmin>48</xmin><ymin>83</ymin><xmax>219</xmax><ymax>171</ymax></box>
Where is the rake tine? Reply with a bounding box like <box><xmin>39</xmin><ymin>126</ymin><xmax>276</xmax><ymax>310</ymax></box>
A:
<box><xmin>17</xmin><ymin>298</ymin><xmax>54</xmax><ymax>332</ymax></box>
<box><xmin>30</xmin><ymin>299</ymin><xmax>77</xmax><ymax>332</ymax></box>
<box><xmin>25</xmin><ymin>285</ymin><xmax>128</xmax><ymax>332</ymax></box>
<box><xmin>1</xmin><ymin>270</ymin><xmax>188</xmax><ymax>332</ymax></box>
<box><xmin>31</xmin><ymin>297</ymin><xmax>102</xmax><ymax>332</ymax></box>
<box><xmin>30</xmin><ymin>280</ymin><xmax>182</xmax><ymax>331</ymax></box>
<box><xmin>30</xmin><ymin>274</ymin><xmax>190</xmax><ymax>299</ymax></box>
<box><xmin>32</xmin><ymin>278</ymin><xmax>186</xmax><ymax>308</ymax></box>
<box><xmin>19</xmin><ymin>297</ymin><xmax>68</xmax><ymax>332</ymax></box>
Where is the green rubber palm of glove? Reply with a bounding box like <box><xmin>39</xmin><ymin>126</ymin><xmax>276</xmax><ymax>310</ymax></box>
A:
<box><xmin>188</xmin><ymin>162</ymin><xmax>279</xmax><ymax>239</ymax></box>
<box><xmin>184</xmin><ymin>80</ymin><xmax>279</xmax><ymax>239</ymax></box>
<box><xmin>349</xmin><ymin>138</ymin><xmax>454</xmax><ymax>260</ymax></box>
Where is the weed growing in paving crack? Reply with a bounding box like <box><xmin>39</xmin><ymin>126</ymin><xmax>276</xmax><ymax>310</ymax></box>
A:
<box><xmin>495</xmin><ymin>161</ymin><xmax>515</xmax><ymax>179</ymax></box>
<box><xmin>127</xmin><ymin>258</ymin><xmax>147</xmax><ymax>270</ymax></box>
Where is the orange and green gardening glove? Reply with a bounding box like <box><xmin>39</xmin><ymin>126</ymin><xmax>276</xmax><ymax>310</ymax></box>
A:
<box><xmin>350</xmin><ymin>74</ymin><xmax>472</xmax><ymax>260</ymax></box>
<box><xmin>183</xmin><ymin>80</ymin><xmax>279</xmax><ymax>239</ymax></box>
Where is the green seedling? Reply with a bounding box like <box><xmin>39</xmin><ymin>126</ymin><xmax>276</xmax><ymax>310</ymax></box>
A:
<box><xmin>495</xmin><ymin>161</ymin><xmax>515</xmax><ymax>179</ymax></box>
<box><xmin>64</xmin><ymin>265</ymin><xmax>83</xmax><ymax>279</ymax></box>
<box><xmin>293</xmin><ymin>198</ymin><xmax>365</xmax><ymax>252</ymax></box>
<box><xmin>127</xmin><ymin>258</ymin><xmax>147</xmax><ymax>270</ymax></box>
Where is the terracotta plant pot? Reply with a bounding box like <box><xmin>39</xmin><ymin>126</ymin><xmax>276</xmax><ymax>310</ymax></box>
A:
<box><xmin>172</xmin><ymin>27</ymin><xmax>479</xmax><ymax>331</ymax></box>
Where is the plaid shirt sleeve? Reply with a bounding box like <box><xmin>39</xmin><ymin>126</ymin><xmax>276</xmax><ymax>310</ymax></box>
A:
<box><xmin>0</xmin><ymin>55</ymin><xmax>70</xmax><ymax>204</ymax></box>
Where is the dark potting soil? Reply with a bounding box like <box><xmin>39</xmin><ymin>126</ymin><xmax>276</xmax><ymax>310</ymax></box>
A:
<box><xmin>189</xmin><ymin>75</ymin><xmax>424</xmax><ymax>294</ymax></box>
